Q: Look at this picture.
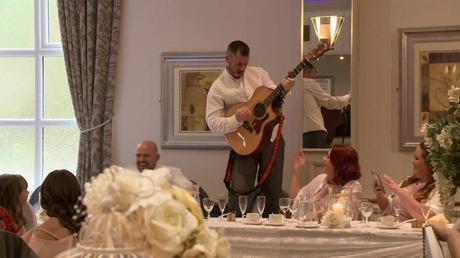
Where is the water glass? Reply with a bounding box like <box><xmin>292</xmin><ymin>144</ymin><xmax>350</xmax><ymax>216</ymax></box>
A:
<box><xmin>279</xmin><ymin>198</ymin><xmax>290</xmax><ymax>219</ymax></box>
<box><xmin>202</xmin><ymin>198</ymin><xmax>214</xmax><ymax>220</ymax></box>
<box><xmin>314</xmin><ymin>197</ymin><xmax>326</xmax><ymax>222</ymax></box>
<box><xmin>256</xmin><ymin>195</ymin><xmax>266</xmax><ymax>217</ymax></box>
<box><xmin>301</xmin><ymin>199</ymin><xmax>317</xmax><ymax>223</ymax></box>
<box><xmin>239</xmin><ymin>195</ymin><xmax>248</xmax><ymax>219</ymax></box>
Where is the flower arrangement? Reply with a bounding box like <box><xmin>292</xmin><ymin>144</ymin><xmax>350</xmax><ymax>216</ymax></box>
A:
<box><xmin>57</xmin><ymin>166</ymin><xmax>229</xmax><ymax>258</ymax></box>
<box><xmin>423</xmin><ymin>85</ymin><xmax>460</xmax><ymax>207</ymax></box>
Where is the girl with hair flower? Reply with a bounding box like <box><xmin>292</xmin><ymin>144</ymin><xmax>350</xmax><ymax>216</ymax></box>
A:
<box><xmin>22</xmin><ymin>169</ymin><xmax>82</xmax><ymax>258</ymax></box>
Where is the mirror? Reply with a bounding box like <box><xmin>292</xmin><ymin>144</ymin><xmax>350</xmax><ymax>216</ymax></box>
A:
<box><xmin>302</xmin><ymin>0</ymin><xmax>352</xmax><ymax>149</ymax></box>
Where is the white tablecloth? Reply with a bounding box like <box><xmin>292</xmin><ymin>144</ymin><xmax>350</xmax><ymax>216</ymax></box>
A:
<box><xmin>206</xmin><ymin>219</ymin><xmax>423</xmax><ymax>258</ymax></box>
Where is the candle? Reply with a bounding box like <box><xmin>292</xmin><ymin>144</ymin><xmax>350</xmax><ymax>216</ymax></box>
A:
<box><xmin>332</xmin><ymin>203</ymin><xmax>344</xmax><ymax>215</ymax></box>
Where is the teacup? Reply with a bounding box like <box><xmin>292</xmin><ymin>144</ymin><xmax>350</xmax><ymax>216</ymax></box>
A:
<box><xmin>269</xmin><ymin>214</ymin><xmax>284</xmax><ymax>224</ymax></box>
<box><xmin>246</xmin><ymin>213</ymin><xmax>260</xmax><ymax>223</ymax></box>
<box><xmin>379</xmin><ymin>215</ymin><xmax>397</xmax><ymax>227</ymax></box>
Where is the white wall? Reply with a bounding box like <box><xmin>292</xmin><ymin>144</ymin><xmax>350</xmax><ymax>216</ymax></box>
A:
<box><xmin>112</xmin><ymin>0</ymin><xmax>460</xmax><ymax>199</ymax></box>
<box><xmin>112</xmin><ymin>0</ymin><xmax>302</xmax><ymax>198</ymax></box>
<box><xmin>353</xmin><ymin>0</ymin><xmax>460</xmax><ymax>197</ymax></box>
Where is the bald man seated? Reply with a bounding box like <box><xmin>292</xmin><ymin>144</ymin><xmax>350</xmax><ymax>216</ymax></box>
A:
<box><xmin>135</xmin><ymin>140</ymin><xmax>161</xmax><ymax>171</ymax></box>
<box><xmin>135</xmin><ymin>141</ymin><xmax>217</xmax><ymax>216</ymax></box>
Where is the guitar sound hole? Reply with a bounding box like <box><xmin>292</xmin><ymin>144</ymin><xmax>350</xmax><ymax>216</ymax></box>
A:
<box><xmin>253</xmin><ymin>103</ymin><xmax>266</xmax><ymax>119</ymax></box>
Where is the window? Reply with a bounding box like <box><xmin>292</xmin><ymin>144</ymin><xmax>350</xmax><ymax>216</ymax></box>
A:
<box><xmin>0</xmin><ymin>0</ymin><xmax>79</xmax><ymax>191</ymax></box>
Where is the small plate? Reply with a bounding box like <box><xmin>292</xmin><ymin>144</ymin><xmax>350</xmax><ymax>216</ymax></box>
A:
<box><xmin>377</xmin><ymin>224</ymin><xmax>400</xmax><ymax>229</ymax></box>
<box><xmin>265</xmin><ymin>221</ymin><xmax>286</xmax><ymax>226</ymax></box>
<box><xmin>296</xmin><ymin>223</ymin><xmax>320</xmax><ymax>228</ymax></box>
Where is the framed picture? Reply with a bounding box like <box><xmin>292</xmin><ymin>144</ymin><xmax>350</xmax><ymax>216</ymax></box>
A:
<box><xmin>400</xmin><ymin>26</ymin><xmax>460</xmax><ymax>149</ymax></box>
<box><xmin>161</xmin><ymin>52</ymin><xmax>229</xmax><ymax>148</ymax></box>
<box><xmin>315</xmin><ymin>76</ymin><xmax>334</xmax><ymax>94</ymax></box>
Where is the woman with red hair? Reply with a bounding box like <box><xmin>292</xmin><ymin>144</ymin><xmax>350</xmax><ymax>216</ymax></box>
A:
<box><xmin>290</xmin><ymin>145</ymin><xmax>362</xmax><ymax>219</ymax></box>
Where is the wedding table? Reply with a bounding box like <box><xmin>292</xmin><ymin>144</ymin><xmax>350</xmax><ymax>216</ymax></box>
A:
<box><xmin>206</xmin><ymin>218</ymin><xmax>423</xmax><ymax>258</ymax></box>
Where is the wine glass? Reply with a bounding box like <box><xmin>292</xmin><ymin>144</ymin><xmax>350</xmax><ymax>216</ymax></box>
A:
<box><xmin>217</xmin><ymin>194</ymin><xmax>228</xmax><ymax>220</ymax></box>
<box><xmin>239</xmin><ymin>195</ymin><xmax>248</xmax><ymax>219</ymax></box>
<box><xmin>279</xmin><ymin>198</ymin><xmax>290</xmax><ymax>220</ymax></box>
<box><xmin>202</xmin><ymin>198</ymin><xmax>214</xmax><ymax>220</ymax></box>
<box><xmin>359</xmin><ymin>201</ymin><xmax>373</xmax><ymax>226</ymax></box>
<box><xmin>288</xmin><ymin>198</ymin><xmax>299</xmax><ymax>221</ymax></box>
<box><xmin>256</xmin><ymin>195</ymin><xmax>266</xmax><ymax>218</ymax></box>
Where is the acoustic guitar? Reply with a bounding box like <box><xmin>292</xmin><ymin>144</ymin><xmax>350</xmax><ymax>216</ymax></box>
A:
<box><xmin>224</xmin><ymin>43</ymin><xmax>330</xmax><ymax>156</ymax></box>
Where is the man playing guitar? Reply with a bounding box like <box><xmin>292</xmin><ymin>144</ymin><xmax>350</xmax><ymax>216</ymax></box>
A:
<box><xmin>206</xmin><ymin>40</ymin><xmax>294</xmax><ymax>216</ymax></box>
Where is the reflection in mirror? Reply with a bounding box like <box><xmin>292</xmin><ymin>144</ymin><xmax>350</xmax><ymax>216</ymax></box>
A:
<box><xmin>302</xmin><ymin>0</ymin><xmax>352</xmax><ymax>149</ymax></box>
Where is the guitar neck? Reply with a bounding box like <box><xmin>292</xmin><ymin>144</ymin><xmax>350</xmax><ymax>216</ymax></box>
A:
<box><xmin>263</xmin><ymin>42</ymin><xmax>329</xmax><ymax>108</ymax></box>
<box><xmin>263</xmin><ymin>57</ymin><xmax>312</xmax><ymax>107</ymax></box>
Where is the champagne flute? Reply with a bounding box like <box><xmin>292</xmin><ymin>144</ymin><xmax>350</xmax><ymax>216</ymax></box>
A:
<box><xmin>421</xmin><ymin>199</ymin><xmax>432</xmax><ymax>225</ymax></box>
<box><xmin>217</xmin><ymin>194</ymin><xmax>228</xmax><ymax>220</ymax></box>
<box><xmin>256</xmin><ymin>195</ymin><xmax>266</xmax><ymax>218</ymax></box>
<box><xmin>202</xmin><ymin>198</ymin><xmax>214</xmax><ymax>220</ymax></box>
<box><xmin>359</xmin><ymin>201</ymin><xmax>373</xmax><ymax>226</ymax></box>
<box><xmin>239</xmin><ymin>195</ymin><xmax>248</xmax><ymax>219</ymax></box>
<box><xmin>279</xmin><ymin>198</ymin><xmax>290</xmax><ymax>220</ymax></box>
<box><xmin>393</xmin><ymin>196</ymin><xmax>401</xmax><ymax>224</ymax></box>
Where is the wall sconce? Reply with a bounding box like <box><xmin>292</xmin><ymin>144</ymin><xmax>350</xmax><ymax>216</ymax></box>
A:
<box><xmin>311</xmin><ymin>16</ymin><xmax>344</xmax><ymax>50</ymax></box>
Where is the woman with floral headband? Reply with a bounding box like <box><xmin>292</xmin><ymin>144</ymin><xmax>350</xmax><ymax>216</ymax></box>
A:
<box><xmin>373</xmin><ymin>141</ymin><xmax>442</xmax><ymax>220</ymax></box>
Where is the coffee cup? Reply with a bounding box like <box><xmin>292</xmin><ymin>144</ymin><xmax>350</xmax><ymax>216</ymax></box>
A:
<box><xmin>246</xmin><ymin>213</ymin><xmax>260</xmax><ymax>223</ymax></box>
<box><xmin>379</xmin><ymin>215</ymin><xmax>397</xmax><ymax>227</ymax></box>
<box><xmin>268</xmin><ymin>214</ymin><xmax>284</xmax><ymax>224</ymax></box>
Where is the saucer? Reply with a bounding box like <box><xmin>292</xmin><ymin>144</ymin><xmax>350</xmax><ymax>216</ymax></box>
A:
<box><xmin>265</xmin><ymin>221</ymin><xmax>285</xmax><ymax>226</ymax></box>
<box><xmin>377</xmin><ymin>224</ymin><xmax>400</xmax><ymax>229</ymax></box>
<box><xmin>296</xmin><ymin>223</ymin><xmax>319</xmax><ymax>228</ymax></box>
<box><xmin>244</xmin><ymin>220</ymin><xmax>263</xmax><ymax>225</ymax></box>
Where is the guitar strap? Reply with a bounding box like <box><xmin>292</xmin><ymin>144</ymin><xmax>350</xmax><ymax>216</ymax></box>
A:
<box><xmin>224</xmin><ymin>115</ymin><xmax>285</xmax><ymax>196</ymax></box>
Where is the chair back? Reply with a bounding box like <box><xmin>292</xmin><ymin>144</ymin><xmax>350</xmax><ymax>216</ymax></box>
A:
<box><xmin>0</xmin><ymin>230</ymin><xmax>38</xmax><ymax>258</ymax></box>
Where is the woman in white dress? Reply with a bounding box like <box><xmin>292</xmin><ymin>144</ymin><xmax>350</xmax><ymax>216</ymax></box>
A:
<box><xmin>373</xmin><ymin>141</ymin><xmax>442</xmax><ymax>220</ymax></box>
<box><xmin>290</xmin><ymin>145</ymin><xmax>362</xmax><ymax>219</ymax></box>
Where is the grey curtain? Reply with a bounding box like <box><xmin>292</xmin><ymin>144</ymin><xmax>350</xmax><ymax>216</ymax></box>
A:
<box><xmin>57</xmin><ymin>0</ymin><xmax>122</xmax><ymax>184</ymax></box>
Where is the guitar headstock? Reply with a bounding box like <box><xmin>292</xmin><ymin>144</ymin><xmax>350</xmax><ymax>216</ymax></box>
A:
<box><xmin>304</xmin><ymin>42</ymin><xmax>330</xmax><ymax>63</ymax></box>
<box><xmin>285</xmin><ymin>42</ymin><xmax>332</xmax><ymax>79</ymax></box>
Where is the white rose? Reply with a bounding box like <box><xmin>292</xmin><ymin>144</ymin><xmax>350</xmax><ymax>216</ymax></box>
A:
<box><xmin>144</xmin><ymin>199</ymin><xmax>198</xmax><ymax>258</ymax></box>
<box><xmin>170</xmin><ymin>185</ymin><xmax>204</xmax><ymax>224</ymax></box>
<box><xmin>84</xmin><ymin>166</ymin><xmax>143</xmax><ymax>213</ymax></box>
<box><xmin>192</xmin><ymin>227</ymin><xmax>229</xmax><ymax>258</ymax></box>
<box><xmin>215</xmin><ymin>235</ymin><xmax>230</xmax><ymax>258</ymax></box>
<box><xmin>182</xmin><ymin>244</ymin><xmax>209</xmax><ymax>258</ymax></box>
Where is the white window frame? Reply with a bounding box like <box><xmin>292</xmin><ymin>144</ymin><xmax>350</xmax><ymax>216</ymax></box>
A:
<box><xmin>0</xmin><ymin>0</ymin><xmax>77</xmax><ymax>189</ymax></box>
